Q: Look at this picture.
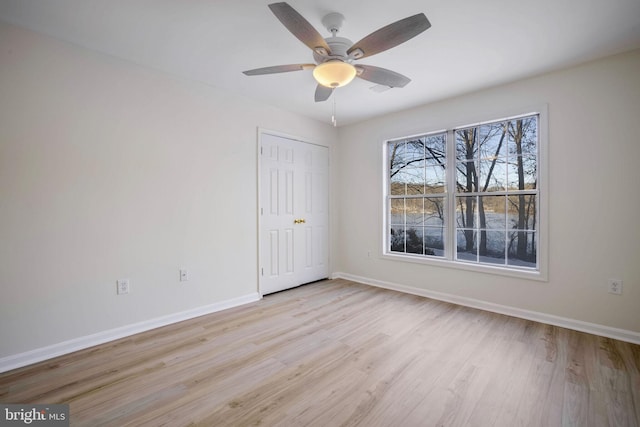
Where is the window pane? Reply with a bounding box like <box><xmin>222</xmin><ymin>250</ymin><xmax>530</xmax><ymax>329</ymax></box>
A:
<box><xmin>478</xmin><ymin>159</ymin><xmax>507</xmax><ymax>192</ymax></box>
<box><xmin>456</xmin><ymin>161</ymin><xmax>478</xmax><ymax>193</ymax></box>
<box><xmin>390</xmin><ymin>199</ymin><xmax>404</xmax><ymax>225</ymax></box>
<box><xmin>479</xmin><ymin>196</ymin><xmax>506</xmax><ymax>230</ymax></box>
<box><xmin>390</xmin><ymin>226</ymin><xmax>405</xmax><ymax>252</ymax></box>
<box><xmin>406</xmin><ymin>198</ymin><xmax>424</xmax><ymax>225</ymax></box>
<box><xmin>456</xmin><ymin>196</ymin><xmax>477</xmax><ymax>229</ymax></box>
<box><xmin>425</xmin><ymin>198</ymin><xmax>445</xmax><ymax>227</ymax></box>
<box><xmin>406</xmin><ymin>227</ymin><xmax>424</xmax><ymax>254</ymax></box>
<box><xmin>479</xmin><ymin>230</ymin><xmax>506</xmax><ymax>264</ymax></box>
<box><xmin>479</xmin><ymin>122</ymin><xmax>507</xmax><ymax>160</ymax></box>
<box><xmin>425</xmin><ymin>134</ymin><xmax>446</xmax><ymax>167</ymax></box>
<box><xmin>406</xmin><ymin>138</ymin><xmax>425</xmax><ymax>157</ymax></box>
<box><xmin>390</xmin><ymin>141</ymin><xmax>425</xmax><ymax>195</ymax></box>
<box><xmin>425</xmin><ymin>227</ymin><xmax>445</xmax><ymax>257</ymax></box>
<box><xmin>406</xmin><ymin>174</ymin><xmax>426</xmax><ymax>195</ymax></box>
<box><xmin>507</xmin><ymin>155</ymin><xmax>537</xmax><ymax>191</ymax></box>
<box><xmin>507</xmin><ymin>117</ymin><xmax>537</xmax><ymax>191</ymax></box>
<box><xmin>507</xmin><ymin>231</ymin><xmax>536</xmax><ymax>268</ymax></box>
<box><xmin>456</xmin><ymin>128</ymin><xmax>477</xmax><ymax>163</ymax></box>
<box><xmin>507</xmin><ymin>195</ymin><xmax>537</xmax><ymax>230</ymax></box>
<box><xmin>395</xmin><ymin>165</ymin><xmax>425</xmax><ymax>195</ymax></box>
<box><xmin>426</xmin><ymin>166</ymin><xmax>446</xmax><ymax>191</ymax></box>
<box><xmin>506</xmin><ymin>158</ymin><xmax>520</xmax><ymax>191</ymax></box>
<box><xmin>508</xmin><ymin>117</ymin><xmax>538</xmax><ymax>158</ymax></box>
<box><xmin>456</xmin><ymin>230</ymin><xmax>477</xmax><ymax>261</ymax></box>
<box><xmin>389</xmin><ymin>141</ymin><xmax>406</xmax><ymax>195</ymax></box>
<box><xmin>406</xmin><ymin>140</ymin><xmax>426</xmax><ymax>195</ymax></box>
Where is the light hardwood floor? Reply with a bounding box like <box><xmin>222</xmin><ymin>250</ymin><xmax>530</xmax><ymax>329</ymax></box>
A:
<box><xmin>1</xmin><ymin>279</ymin><xmax>639</xmax><ymax>426</ymax></box>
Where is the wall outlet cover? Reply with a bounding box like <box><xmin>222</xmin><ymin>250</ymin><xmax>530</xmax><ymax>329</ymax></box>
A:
<box><xmin>607</xmin><ymin>279</ymin><xmax>623</xmax><ymax>295</ymax></box>
<box><xmin>117</xmin><ymin>279</ymin><xmax>130</xmax><ymax>295</ymax></box>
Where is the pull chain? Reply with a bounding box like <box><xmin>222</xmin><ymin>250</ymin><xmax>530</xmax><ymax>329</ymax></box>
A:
<box><xmin>331</xmin><ymin>97</ymin><xmax>337</xmax><ymax>127</ymax></box>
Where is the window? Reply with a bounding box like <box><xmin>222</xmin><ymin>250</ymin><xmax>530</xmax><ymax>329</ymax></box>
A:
<box><xmin>388</xmin><ymin>132</ymin><xmax>447</xmax><ymax>257</ymax></box>
<box><xmin>454</xmin><ymin>116</ymin><xmax>538</xmax><ymax>268</ymax></box>
<box><xmin>384</xmin><ymin>111</ymin><xmax>545</xmax><ymax>278</ymax></box>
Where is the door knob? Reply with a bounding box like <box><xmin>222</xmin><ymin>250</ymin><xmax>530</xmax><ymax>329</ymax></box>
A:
<box><xmin>294</xmin><ymin>219</ymin><xmax>306</xmax><ymax>224</ymax></box>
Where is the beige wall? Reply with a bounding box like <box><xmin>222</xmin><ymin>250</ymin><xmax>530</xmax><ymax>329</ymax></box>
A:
<box><xmin>335</xmin><ymin>49</ymin><xmax>640</xmax><ymax>333</ymax></box>
<box><xmin>0</xmin><ymin>22</ymin><xmax>337</xmax><ymax>359</ymax></box>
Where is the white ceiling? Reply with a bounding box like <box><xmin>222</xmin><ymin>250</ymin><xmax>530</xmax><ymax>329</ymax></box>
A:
<box><xmin>1</xmin><ymin>0</ymin><xmax>640</xmax><ymax>126</ymax></box>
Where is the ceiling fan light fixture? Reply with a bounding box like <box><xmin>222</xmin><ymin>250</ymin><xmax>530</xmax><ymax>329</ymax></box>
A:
<box><xmin>313</xmin><ymin>61</ymin><xmax>357</xmax><ymax>88</ymax></box>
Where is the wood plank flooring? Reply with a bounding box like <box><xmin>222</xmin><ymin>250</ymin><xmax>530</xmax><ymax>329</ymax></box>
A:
<box><xmin>1</xmin><ymin>279</ymin><xmax>639</xmax><ymax>426</ymax></box>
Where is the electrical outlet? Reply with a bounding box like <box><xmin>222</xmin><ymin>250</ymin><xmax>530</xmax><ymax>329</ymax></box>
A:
<box><xmin>116</xmin><ymin>279</ymin><xmax>130</xmax><ymax>295</ymax></box>
<box><xmin>180</xmin><ymin>269</ymin><xmax>188</xmax><ymax>282</ymax></box>
<box><xmin>607</xmin><ymin>279</ymin><xmax>623</xmax><ymax>295</ymax></box>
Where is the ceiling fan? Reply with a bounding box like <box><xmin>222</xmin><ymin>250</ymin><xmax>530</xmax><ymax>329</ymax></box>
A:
<box><xmin>243</xmin><ymin>2</ymin><xmax>431</xmax><ymax>102</ymax></box>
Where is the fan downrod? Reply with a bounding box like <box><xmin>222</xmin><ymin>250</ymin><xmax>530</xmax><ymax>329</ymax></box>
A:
<box><xmin>321</xmin><ymin>12</ymin><xmax>345</xmax><ymax>36</ymax></box>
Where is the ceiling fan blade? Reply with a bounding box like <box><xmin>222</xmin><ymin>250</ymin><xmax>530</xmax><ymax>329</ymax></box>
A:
<box><xmin>347</xmin><ymin>13</ymin><xmax>430</xmax><ymax>60</ymax></box>
<box><xmin>355</xmin><ymin>65</ymin><xmax>411</xmax><ymax>88</ymax></box>
<box><xmin>243</xmin><ymin>64</ymin><xmax>315</xmax><ymax>75</ymax></box>
<box><xmin>315</xmin><ymin>85</ymin><xmax>334</xmax><ymax>102</ymax></box>
<box><xmin>268</xmin><ymin>2</ymin><xmax>332</xmax><ymax>55</ymax></box>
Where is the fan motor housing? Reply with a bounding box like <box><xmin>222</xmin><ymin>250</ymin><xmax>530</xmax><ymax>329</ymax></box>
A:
<box><xmin>313</xmin><ymin>36</ymin><xmax>353</xmax><ymax>64</ymax></box>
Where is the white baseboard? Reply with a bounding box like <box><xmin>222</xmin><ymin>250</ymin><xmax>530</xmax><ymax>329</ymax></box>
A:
<box><xmin>332</xmin><ymin>272</ymin><xmax>640</xmax><ymax>345</ymax></box>
<box><xmin>0</xmin><ymin>293</ymin><xmax>261</xmax><ymax>373</ymax></box>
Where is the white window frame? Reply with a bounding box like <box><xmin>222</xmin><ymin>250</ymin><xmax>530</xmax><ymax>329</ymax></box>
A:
<box><xmin>381</xmin><ymin>105</ymin><xmax>548</xmax><ymax>281</ymax></box>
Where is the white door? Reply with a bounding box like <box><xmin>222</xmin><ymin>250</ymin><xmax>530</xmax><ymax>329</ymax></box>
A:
<box><xmin>259</xmin><ymin>132</ymin><xmax>329</xmax><ymax>295</ymax></box>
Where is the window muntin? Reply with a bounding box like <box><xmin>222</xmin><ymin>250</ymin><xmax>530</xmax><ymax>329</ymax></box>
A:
<box><xmin>385</xmin><ymin>113</ymin><xmax>541</xmax><ymax>274</ymax></box>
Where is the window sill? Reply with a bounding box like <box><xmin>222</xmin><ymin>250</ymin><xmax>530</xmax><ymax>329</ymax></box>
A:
<box><xmin>381</xmin><ymin>252</ymin><xmax>548</xmax><ymax>282</ymax></box>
